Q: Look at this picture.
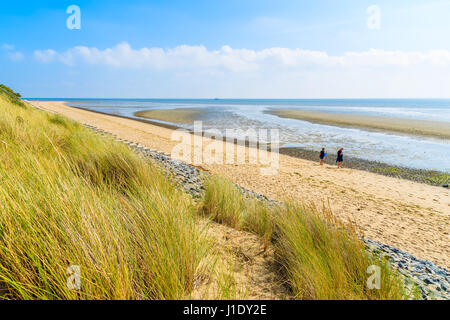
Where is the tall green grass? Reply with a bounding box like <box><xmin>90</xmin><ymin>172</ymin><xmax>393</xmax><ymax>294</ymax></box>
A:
<box><xmin>0</xmin><ymin>84</ymin><xmax>25</xmax><ymax>108</ymax></box>
<box><xmin>0</xmin><ymin>88</ymin><xmax>416</xmax><ymax>300</ymax></box>
<box><xmin>0</xmin><ymin>92</ymin><xmax>210</xmax><ymax>299</ymax></box>
<box><xmin>202</xmin><ymin>176</ymin><xmax>273</xmax><ymax>249</ymax></box>
<box><xmin>0</xmin><ymin>84</ymin><xmax>21</xmax><ymax>98</ymax></box>
<box><xmin>201</xmin><ymin>176</ymin><xmax>415</xmax><ymax>300</ymax></box>
<box><xmin>274</xmin><ymin>203</ymin><xmax>413</xmax><ymax>300</ymax></box>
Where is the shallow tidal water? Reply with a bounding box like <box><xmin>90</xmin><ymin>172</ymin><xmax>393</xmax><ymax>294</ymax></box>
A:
<box><xmin>37</xmin><ymin>98</ymin><xmax>450</xmax><ymax>172</ymax></box>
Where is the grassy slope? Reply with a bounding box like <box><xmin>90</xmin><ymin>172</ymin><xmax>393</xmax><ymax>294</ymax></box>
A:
<box><xmin>0</xmin><ymin>91</ymin><xmax>211</xmax><ymax>299</ymax></box>
<box><xmin>201</xmin><ymin>176</ymin><xmax>418</xmax><ymax>300</ymax></box>
<box><xmin>0</xmin><ymin>85</ymin><xmax>418</xmax><ymax>300</ymax></box>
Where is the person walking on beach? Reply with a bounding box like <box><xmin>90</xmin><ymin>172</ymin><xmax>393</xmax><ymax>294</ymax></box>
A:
<box><xmin>319</xmin><ymin>148</ymin><xmax>327</xmax><ymax>165</ymax></box>
<box><xmin>336</xmin><ymin>148</ymin><xmax>344</xmax><ymax>168</ymax></box>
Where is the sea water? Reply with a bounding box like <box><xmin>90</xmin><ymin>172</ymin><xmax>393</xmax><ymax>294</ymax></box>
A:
<box><xmin>33</xmin><ymin>99</ymin><xmax>450</xmax><ymax>172</ymax></box>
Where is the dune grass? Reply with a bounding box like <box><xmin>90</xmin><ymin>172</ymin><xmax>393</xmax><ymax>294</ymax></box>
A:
<box><xmin>0</xmin><ymin>91</ymin><xmax>212</xmax><ymax>300</ymax></box>
<box><xmin>201</xmin><ymin>176</ymin><xmax>416</xmax><ymax>300</ymax></box>
<box><xmin>201</xmin><ymin>176</ymin><xmax>273</xmax><ymax>249</ymax></box>
<box><xmin>274</xmin><ymin>203</ymin><xmax>414</xmax><ymax>300</ymax></box>
<box><xmin>0</xmin><ymin>86</ymin><xmax>417</xmax><ymax>300</ymax></box>
<box><xmin>0</xmin><ymin>84</ymin><xmax>25</xmax><ymax>108</ymax></box>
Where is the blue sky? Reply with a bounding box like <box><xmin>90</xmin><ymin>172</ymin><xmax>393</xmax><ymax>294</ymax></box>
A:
<box><xmin>1</xmin><ymin>0</ymin><xmax>450</xmax><ymax>98</ymax></box>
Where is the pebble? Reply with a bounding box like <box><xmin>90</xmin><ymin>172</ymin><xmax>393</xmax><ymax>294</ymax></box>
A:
<box><xmin>365</xmin><ymin>238</ymin><xmax>450</xmax><ymax>300</ymax></box>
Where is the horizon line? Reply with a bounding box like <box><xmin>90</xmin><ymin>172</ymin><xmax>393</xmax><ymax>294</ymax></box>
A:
<box><xmin>25</xmin><ymin>97</ymin><xmax>450</xmax><ymax>100</ymax></box>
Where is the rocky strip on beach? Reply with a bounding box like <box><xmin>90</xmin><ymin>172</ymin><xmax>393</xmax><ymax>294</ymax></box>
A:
<box><xmin>80</xmin><ymin>123</ymin><xmax>450</xmax><ymax>300</ymax></box>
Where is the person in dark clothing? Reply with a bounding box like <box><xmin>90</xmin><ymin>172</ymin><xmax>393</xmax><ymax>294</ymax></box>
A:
<box><xmin>336</xmin><ymin>148</ymin><xmax>344</xmax><ymax>168</ymax></box>
<box><xmin>319</xmin><ymin>148</ymin><xmax>327</xmax><ymax>165</ymax></box>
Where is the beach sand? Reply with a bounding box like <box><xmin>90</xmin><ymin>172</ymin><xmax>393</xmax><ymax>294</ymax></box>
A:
<box><xmin>135</xmin><ymin>108</ymin><xmax>202</xmax><ymax>124</ymax></box>
<box><xmin>32</xmin><ymin>101</ymin><xmax>450</xmax><ymax>269</ymax></box>
<box><xmin>266</xmin><ymin>109</ymin><xmax>450</xmax><ymax>140</ymax></box>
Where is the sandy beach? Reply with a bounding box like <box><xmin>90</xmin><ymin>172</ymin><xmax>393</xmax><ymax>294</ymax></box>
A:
<box><xmin>32</xmin><ymin>101</ymin><xmax>450</xmax><ymax>269</ymax></box>
<box><xmin>266</xmin><ymin>109</ymin><xmax>450</xmax><ymax>140</ymax></box>
<box><xmin>135</xmin><ymin>108</ymin><xmax>202</xmax><ymax>123</ymax></box>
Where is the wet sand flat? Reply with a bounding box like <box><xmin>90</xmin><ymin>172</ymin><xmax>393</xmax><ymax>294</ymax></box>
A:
<box><xmin>135</xmin><ymin>108</ymin><xmax>202</xmax><ymax>124</ymax></box>
<box><xmin>266</xmin><ymin>109</ymin><xmax>450</xmax><ymax>139</ymax></box>
<box><xmin>32</xmin><ymin>101</ymin><xmax>450</xmax><ymax>269</ymax></box>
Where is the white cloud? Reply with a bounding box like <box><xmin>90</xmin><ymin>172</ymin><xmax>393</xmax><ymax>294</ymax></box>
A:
<box><xmin>34</xmin><ymin>49</ymin><xmax>57</xmax><ymax>63</ymax></box>
<box><xmin>34</xmin><ymin>42</ymin><xmax>450</xmax><ymax>71</ymax></box>
<box><xmin>32</xmin><ymin>42</ymin><xmax>450</xmax><ymax>98</ymax></box>
<box><xmin>2</xmin><ymin>43</ymin><xmax>24</xmax><ymax>62</ymax></box>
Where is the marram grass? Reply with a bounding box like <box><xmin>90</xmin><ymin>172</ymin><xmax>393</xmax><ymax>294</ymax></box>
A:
<box><xmin>273</xmin><ymin>203</ymin><xmax>416</xmax><ymax>300</ymax></box>
<box><xmin>201</xmin><ymin>176</ymin><xmax>418</xmax><ymax>300</ymax></box>
<box><xmin>201</xmin><ymin>176</ymin><xmax>273</xmax><ymax>249</ymax></box>
<box><xmin>0</xmin><ymin>92</ymin><xmax>211</xmax><ymax>300</ymax></box>
<box><xmin>0</xmin><ymin>87</ymin><xmax>418</xmax><ymax>300</ymax></box>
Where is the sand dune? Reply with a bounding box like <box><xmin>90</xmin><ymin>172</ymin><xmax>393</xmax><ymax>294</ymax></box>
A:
<box><xmin>266</xmin><ymin>109</ymin><xmax>450</xmax><ymax>139</ymax></box>
<box><xmin>32</xmin><ymin>101</ymin><xmax>450</xmax><ymax>269</ymax></box>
